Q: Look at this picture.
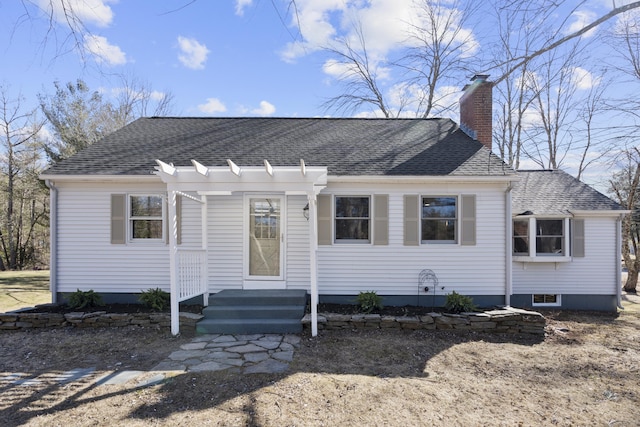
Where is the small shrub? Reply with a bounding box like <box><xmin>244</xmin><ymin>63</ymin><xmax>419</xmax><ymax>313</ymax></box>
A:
<box><xmin>67</xmin><ymin>289</ymin><xmax>103</xmax><ymax>310</ymax></box>
<box><xmin>139</xmin><ymin>288</ymin><xmax>170</xmax><ymax>311</ymax></box>
<box><xmin>444</xmin><ymin>291</ymin><xmax>476</xmax><ymax>314</ymax></box>
<box><xmin>356</xmin><ymin>291</ymin><xmax>383</xmax><ymax>314</ymax></box>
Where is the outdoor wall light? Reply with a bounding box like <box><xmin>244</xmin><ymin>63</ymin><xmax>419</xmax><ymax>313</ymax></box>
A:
<box><xmin>303</xmin><ymin>203</ymin><xmax>309</xmax><ymax>220</ymax></box>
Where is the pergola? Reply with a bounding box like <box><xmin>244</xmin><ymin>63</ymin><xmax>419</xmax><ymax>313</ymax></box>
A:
<box><xmin>154</xmin><ymin>159</ymin><xmax>328</xmax><ymax>336</ymax></box>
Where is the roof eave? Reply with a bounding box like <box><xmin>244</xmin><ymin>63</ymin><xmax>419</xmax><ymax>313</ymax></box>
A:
<box><xmin>328</xmin><ymin>174</ymin><xmax>519</xmax><ymax>184</ymax></box>
<box><xmin>40</xmin><ymin>174</ymin><xmax>161</xmax><ymax>182</ymax></box>
<box><xmin>569</xmin><ymin>209</ymin><xmax>631</xmax><ymax>217</ymax></box>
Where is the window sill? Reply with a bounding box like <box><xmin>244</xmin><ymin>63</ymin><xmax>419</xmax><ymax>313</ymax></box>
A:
<box><xmin>513</xmin><ymin>256</ymin><xmax>571</xmax><ymax>263</ymax></box>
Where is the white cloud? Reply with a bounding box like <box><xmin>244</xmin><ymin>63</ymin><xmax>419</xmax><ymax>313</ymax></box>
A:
<box><xmin>38</xmin><ymin>0</ymin><xmax>115</xmax><ymax>28</ymax></box>
<box><xmin>570</xmin><ymin>67</ymin><xmax>601</xmax><ymax>90</ymax></box>
<box><xmin>84</xmin><ymin>35</ymin><xmax>126</xmax><ymax>65</ymax></box>
<box><xmin>280</xmin><ymin>0</ymin><xmax>477</xmax><ymax>64</ymax></box>
<box><xmin>251</xmin><ymin>101</ymin><xmax>276</xmax><ymax>116</ymax></box>
<box><xmin>322</xmin><ymin>58</ymin><xmax>357</xmax><ymax>79</ymax></box>
<box><xmin>198</xmin><ymin>98</ymin><xmax>227</xmax><ymax>114</ymax></box>
<box><xmin>566</xmin><ymin>10</ymin><xmax>598</xmax><ymax>38</ymax></box>
<box><xmin>235</xmin><ymin>0</ymin><xmax>253</xmax><ymax>16</ymax></box>
<box><xmin>177</xmin><ymin>36</ymin><xmax>210</xmax><ymax>70</ymax></box>
<box><xmin>150</xmin><ymin>90</ymin><xmax>166</xmax><ymax>101</ymax></box>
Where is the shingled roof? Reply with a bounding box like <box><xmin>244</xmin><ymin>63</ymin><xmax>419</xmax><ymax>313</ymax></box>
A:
<box><xmin>41</xmin><ymin>117</ymin><xmax>514</xmax><ymax>177</ymax></box>
<box><xmin>512</xmin><ymin>170</ymin><xmax>624</xmax><ymax>215</ymax></box>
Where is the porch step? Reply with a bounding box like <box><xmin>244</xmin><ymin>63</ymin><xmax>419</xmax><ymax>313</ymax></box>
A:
<box><xmin>196</xmin><ymin>290</ymin><xmax>308</xmax><ymax>335</ymax></box>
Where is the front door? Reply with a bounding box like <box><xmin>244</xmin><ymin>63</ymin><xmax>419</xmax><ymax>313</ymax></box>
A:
<box><xmin>245</xmin><ymin>196</ymin><xmax>284</xmax><ymax>285</ymax></box>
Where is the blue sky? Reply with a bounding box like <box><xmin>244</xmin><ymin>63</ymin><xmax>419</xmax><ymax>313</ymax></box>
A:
<box><xmin>0</xmin><ymin>0</ymin><xmax>637</xmax><ymax>191</ymax></box>
<box><xmin>0</xmin><ymin>0</ymin><xmax>620</xmax><ymax>117</ymax></box>
<box><xmin>0</xmin><ymin>0</ymin><xmax>336</xmax><ymax>116</ymax></box>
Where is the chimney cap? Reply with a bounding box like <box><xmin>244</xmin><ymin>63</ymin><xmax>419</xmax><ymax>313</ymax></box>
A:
<box><xmin>471</xmin><ymin>74</ymin><xmax>490</xmax><ymax>82</ymax></box>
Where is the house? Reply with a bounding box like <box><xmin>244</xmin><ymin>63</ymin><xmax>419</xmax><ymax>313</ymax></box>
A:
<box><xmin>40</xmin><ymin>75</ymin><xmax>627</xmax><ymax>335</ymax></box>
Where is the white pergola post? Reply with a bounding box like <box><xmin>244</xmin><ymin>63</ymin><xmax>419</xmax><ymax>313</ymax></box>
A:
<box><xmin>307</xmin><ymin>192</ymin><xmax>319</xmax><ymax>337</ymax></box>
<box><xmin>201</xmin><ymin>194</ymin><xmax>209</xmax><ymax>306</ymax></box>
<box><xmin>167</xmin><ymin>188</ymin><xmax>180</xmax><ymax>335</ymax></box>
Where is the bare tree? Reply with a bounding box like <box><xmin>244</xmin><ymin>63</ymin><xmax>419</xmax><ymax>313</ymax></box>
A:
<box><xmin>322</xmin><ymin>0</ymin><xmax>478</xmax><ymax>118</ymax></box>
<box><xmin>398</xmin><ymin>0</ymin><xmax>479</xmax><ymax>118</ymax></box>
<box><xmin>112</xmin><ymin>74</ymin><xmax>176</xmax><ymax>123</ymax></box>
<box><xmin>523</xmin><ymin>44</ymin><xmax>587</xmax><ymax>171</ymax></box>
<box><xmin>491</xmin><ymin>2</ymin><xmax>543</xmax><ymax>169</ymax></box>
<box><xmin>609</xmin><ymin>148</ymin><xmax>640</xmax><ymax>293</ymax></box>
<box><xmin>492</xmin><ymin>1</ymin><xmax>640</xmax><ymax>84</ymax></box>
<box><xmin>573</xmin><ymin>75</ymin><xmax>611</xmax><ymax>180</ymax></box>
<box><xmin>0</xmin><ymin>87</ymin><xmax>48</xmax><ymax>270</ymax></box>
<box><xmin>321</xmin><ymin>23</ymin><xmax>393</xmax><ymax>117</ymax></box>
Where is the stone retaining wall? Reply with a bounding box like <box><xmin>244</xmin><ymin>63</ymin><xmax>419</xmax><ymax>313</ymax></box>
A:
<box><xmin>2</xmin><ymin>307</ymin><xmax>545</xmax><ymax>335</ymax></box>
<box><xmin>0</xmin><ymin>311</ymin><xmax>203</xmax><ymax>331</ymax></box>
<box><xmin>303</xmin><ymin>307</ymin><xmax>546</xmax><ymax>335</ymax></box>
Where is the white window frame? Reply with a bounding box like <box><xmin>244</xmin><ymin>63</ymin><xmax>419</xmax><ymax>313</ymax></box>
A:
<box><xmin>128</xmin><ymin>193</ymin><xmax>165</xmax><ymax>242</ymax></box>
<box><xmin>532</xmin><ymin>294</ymin><xmax>562</xmax><ymax>307</ymax></box>
<box><xmin>421</xmin><ymin>195</ymin><xmax>458</xmax><ymax>244</ymax></box>
<box><xmin>513</xmin><ymin>217</ymin><xmax>571</xmax><ymax>262</ymax></box>
<box><xmin>334</xmin><ymin>195</ymin><xmax>371</xmax><ymax>244</ymax></box>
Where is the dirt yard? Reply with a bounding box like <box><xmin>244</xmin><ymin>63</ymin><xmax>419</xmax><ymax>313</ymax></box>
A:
<box><xmin>1</xmin><ymin>297</ymin><xmax>639</xmax><ymax>427</ymax></box>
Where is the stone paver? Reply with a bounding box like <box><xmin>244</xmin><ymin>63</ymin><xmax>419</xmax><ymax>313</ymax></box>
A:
<box><xmin>153</xmin><ymin>333</ymin><xmax>301</xmax><ymax>375</ymax></box>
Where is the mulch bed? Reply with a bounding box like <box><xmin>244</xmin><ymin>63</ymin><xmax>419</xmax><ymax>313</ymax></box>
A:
<box><xmin>17</xmin><ymin>303</ymin><xmax>203</xmax><ymax>315</ymax></box>
<box><xmin>318</xmin><ymin>303</ymin><xmax>442</xmax><ymax>316</ymax></box>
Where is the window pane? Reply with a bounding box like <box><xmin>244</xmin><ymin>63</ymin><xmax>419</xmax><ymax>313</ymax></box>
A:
<box><xmin>537</xmin><ymin>220</ymin><xmax>563</xmax><ymax>236</ymax></box>
<box><xmin>132</xmin><ymin>220</ymin><xmax>163</xmax><ymax>239</ymax></box>
<box><xmin>250</xmin><ymin>199</ymin><xmax>280</xmax><ymax>239</ymax></box>
<box><xmin>422</xmin><ymin>197</ymin><xmax>456</xmax><ymax>219</ymax></box>
<box><xmin>421</xmin><ymin>197</ymin><xmax>456</xmax><ymax>242</ymax></box>
<box><xmin>335</xmin><ymin>197</ymin><xmax>370</xmax><ymax>241</ymax></box>
<box><xmin>336</xmin><ymin>197</ymin><xmax>369</xmax><ymax>218</ymax></box>
<box><xmin>336</xmin><ymin>219</ymin><xmax>370</xmax><ymax>240</ymax></box>
<box><xmin>422</xmin><ymin>219</ymin><xmax>455</xmax><ymax>241</ymax></box>
<box><xmin>537</xmin><ymin>237</ymin><xmax>563</xmax><ymax>254</ymax></box>
<box><xmin>131</xmin><ymin>195</ymin><xmax>163</xmax><ymax>217</ymax></box>
<box><xmin>533</xmin><ymin>294</ymin><xmax>558</xmax><ymax>304</ymax></box>
<box><xmin>513</xmin><ymin>219</ymin><xmax>529</xmax><ymax>255</ymax></box>
<box><xmin>536</xmin><ymin>219</ymin><xmax>563</xmax><ymax>254</ymax></box>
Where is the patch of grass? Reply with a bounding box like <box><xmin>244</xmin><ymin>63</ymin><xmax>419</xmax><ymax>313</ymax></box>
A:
<box><xmin>0</xmin><ymin>270</ymin><xmax>50</xmax><ymax>312</ymax></box>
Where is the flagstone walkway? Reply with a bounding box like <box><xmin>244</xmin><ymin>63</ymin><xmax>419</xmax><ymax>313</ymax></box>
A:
<box><xmin>153</xmin><ymin>333</ymin><xmax>302</xmax><ymax>374</ymax></box>
<box><xmin>1</xmin><ymin>333</ymin><xmax>302</xmax><ymax>392</ymax></box>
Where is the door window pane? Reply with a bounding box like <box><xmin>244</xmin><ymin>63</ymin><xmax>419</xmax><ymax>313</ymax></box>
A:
<box><xmin>249</xmin><ymin>198</ymin><xmax>281</xmax><ymax>276</ymax></box>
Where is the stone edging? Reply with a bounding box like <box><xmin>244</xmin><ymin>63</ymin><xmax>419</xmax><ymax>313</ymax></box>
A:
<box><xmin>302</xmin><ymin>307</ymin><xmax>546</xmax><ymax>335</ymax></box>
<box><xmin>0</xmin><ymin>311</ymin><xmax>204</xmax><ymax>331</ymax></box>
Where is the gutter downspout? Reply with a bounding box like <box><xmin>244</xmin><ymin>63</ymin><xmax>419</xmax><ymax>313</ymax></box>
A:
<box><xmin>617</xmin><ymin>215</ymin><xmax>624</xmax><ymax>310</ymax></box>
<box><xmin>505</xmin><ymin>183</ymin><xmax>513</xmax><ymax>308</ymax></box>
<box><xmin>45</xmin><ymin>180</ymin><xmax>58</xmax><ymax>304</ymax></box>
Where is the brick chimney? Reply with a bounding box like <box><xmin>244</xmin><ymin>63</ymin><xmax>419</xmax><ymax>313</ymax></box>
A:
<box><xmin>459</xmin><ymin>74</ymin><xmax>493</xmax><ymax>150</ymax></box>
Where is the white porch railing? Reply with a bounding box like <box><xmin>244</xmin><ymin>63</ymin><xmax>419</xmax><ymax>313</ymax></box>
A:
<box><xmin>177</xmin><ymin>249</ymin><xmax>207</xmax><ymax>302</ymax></box>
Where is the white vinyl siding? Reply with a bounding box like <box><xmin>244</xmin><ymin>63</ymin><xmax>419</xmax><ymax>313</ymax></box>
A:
<box><xmin>56</xmin><ymin>182</ymin><xmax>170</xmax><ymax>294</ymax></box>
<box><xmin>512</xmin><ymin>217</ymin><xmax>618</xmax><ymax>295</ymax></box>
<box><xmin>54</xmin><ymin>179</ymin><xmax>619</xmax><ymax>303</ymax></box>
<box><xmin>207</xmin><ymin>194</ymin><xmax>244</xmax><ymax>292</ymax></box>
<box><xmin>57</xmin><ymin>181</ymin><xmax>507</xmax><ymax>297</ymax></box>
<box><xmin>286</xmin><ymin>196</ymin><xmax>312</xmax><ymax>290</ymax></box>
<box><xmin>316</xmin><ymin>183</ymin><xmax>506</xmax><ymax>296</ymax></box>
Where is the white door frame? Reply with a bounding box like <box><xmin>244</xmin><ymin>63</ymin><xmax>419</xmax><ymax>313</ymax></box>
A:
<box><xmin>243</xmin><ymin>194</ymin><xmax>286</xmax><ymax>289</ymax></box>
